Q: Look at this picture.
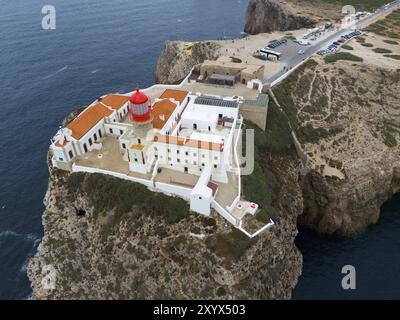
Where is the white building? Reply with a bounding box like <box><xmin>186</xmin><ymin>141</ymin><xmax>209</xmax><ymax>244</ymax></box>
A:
<box><xmin>49</xmin><ymin>86</ymin><xmax>273</xmax><ymax>237</ymax></box>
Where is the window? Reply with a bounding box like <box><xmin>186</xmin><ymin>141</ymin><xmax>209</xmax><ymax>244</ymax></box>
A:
<box><xmin>185</xmin><ymin>151</ymin><xmax>188</xmax><ymax>156</ymax></box>
<box><xmin>177</xmin><ymin>158</ymin><xmax>180</xmax><ymax>163</ymax></box>
<box><xmin>122</xmin><ymin>143</ymin><xmax>126</xmax><ymax>149</ymax></box>
<box><xmin>214</xmin><ymin>164</ymin><xmax>218</xmax><ymax>169</ymax></box>
<box><xmin>94</xmin><ymin>133</ymin><xmax>97</xmax><ymax>141</ymax></box>
<box><xmin>199</xmin><ymin>196</ymin><xmax>202</xmax><ymax>200</ymax></box>
<box><xmin>68</xmin><ymin>150</ymin><xmax>74</xmax><ymax>160</ymax></box>
<box><xmin>168</xmin><ymin>148</ymin><xmax>171</xmax><ymax>153</ymax></box>
<box><xmin>110</xmin><ymin>128</ymin><xmax>113</xmax><ymax>134</ymax></box>
<box><xmin>193</xmin><ymin>161</ymin><xmax>197</xmax><ymax>165</ymax></box>
<box><xmin>214</xmin><ymin>156</ymin><xmax>218</xmax><ymax>160</ymax></box>
<box><xmin>138</xmin><ymin>138</ymin><xmax>141</xmax><ymax>144</ymax></box>
<box><xmin>134</xmin><ymin>158</ymin><xmax>138</xmax><ymax>162</ymax></box>
<box><xmin>59</xmin><ymin>157</ymin><xmax>63</xmax><ymax>161</ymax></box>
<box><xmin>168</xmin><ymin>157</ymin><xmax>171</xmax><ymax>161</ymax></box>
<box><xmin>154</xmin><ymin>147</ymin><xmax>157</xmax><ymax>151</ymax></box>
<box><xmin>98</xmin><ymin>129</ymin><xmax>102</xmax><ymax>138</ymax></box>
<box><xmin>177</xmin><ymin>150</ymin><xmax>180</xmax><ymax>154</ymax></box>
<box><xmin>89</xmin><ymin>138</ymin><xmax>93</xmax><ymax>146</ymax></box>
<box><xmin>83</xmin><ymin>143</ymin><xmax>88</xmax><ymax>153</ymax></box>
<box><xmin>155</xmin><ymin>155</ymin><xmax>158</xmax><ymax>158</ymax></box>
<box><xmin>202</xmin><ymin>154</ymin><xmax>205</xmax><ymax>158</ymax></box>
<box><xmin>193</xmin><ymin>153</ymin><xmax>197</xmax><ymax>157</ymax></box>
<box><xmin>202</xmin><ymin>163</ymin><xmax>205</xmax><ymax>167</ymax></box>
<box><xmin>120</xmin><ymin>130</ymin><xmax>123</xmax><ymax>135</ymax></box>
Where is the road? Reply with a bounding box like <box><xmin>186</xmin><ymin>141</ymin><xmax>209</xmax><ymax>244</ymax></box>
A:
<box><xmin>267</xmin><ymin>0</ymin><xmax>400</xmax><ymax>86</ymax></box>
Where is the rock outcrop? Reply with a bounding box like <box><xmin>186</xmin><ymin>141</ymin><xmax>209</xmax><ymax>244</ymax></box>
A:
<box><xmin>156</xmin><ymin>41</ymin><xmax>221</xmax><ymax>84</ymax></box>
<box><xmin>272</xmin><ymin>58</ymin><xmax>400</xmax><ymax>235</ymax></box>
<box><xmin>28</xmin><ymin>149</ymin><xmax>303</xmax><ymax>299</ymax></box>
<box><xmin>244</xmin><ymin>0</ymin><xmax>316</xmax><ymax>35</ymax></box>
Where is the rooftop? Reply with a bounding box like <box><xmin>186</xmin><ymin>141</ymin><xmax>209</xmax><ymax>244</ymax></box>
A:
<box><xmin>67</xmin><ymin>103</ymin><xmax>113</xmax><ymax>140</ymax></box>
<box><xmin>194</xmin><ymin>96</ymin><xmax>239</xmax><ymax>109</ymax></box>
<box><xmin>152</xmin><ymin>99</ymin><xmax>178</xmax><ymax>130</ymax></box>
<box><xmin>160</xmin><ymin>89</ymin><xmax>189</xmax><ymax>104</ymax></box>
<box><xmin>100</xmin><ymin>94</ymin><xmax>130</xmax><ymax>110</ymax></box>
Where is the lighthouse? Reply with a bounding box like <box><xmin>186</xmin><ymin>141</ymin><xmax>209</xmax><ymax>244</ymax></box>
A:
<box><xmin>129</xmin><ymin>87</ymin><xmax>152</xmax><ymax>123</ymax></box>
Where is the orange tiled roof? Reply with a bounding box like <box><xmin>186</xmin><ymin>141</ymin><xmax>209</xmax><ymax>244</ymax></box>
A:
<box><xmin>153</xmin><ymin>134</ymin><xmax>224</xmax><ymax>152</ymax></box>
<box><xmin>67</xmin><ymin>103</ymin><xmax>113</xmax><ymax>140</ymax></box>
<box><xmin>100</xmin><ymin>94</ymin><xmax>130</xmax><ymax>110</ymax></box>
<box><xmin>160</xmin><ymin>89</ymin><xmax>188</xmax><ymax>104</ymax></box>
<box><xmin>152</xmin><ymin>100</ymin><xmax>177</xmax><ymax>130</ymax></box>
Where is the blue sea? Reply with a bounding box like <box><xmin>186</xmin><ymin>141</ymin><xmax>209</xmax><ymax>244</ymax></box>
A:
<box><xmin>0</xmin><ymin>0</ymin><xmax>399</xmax><ymax>300</ymax></box>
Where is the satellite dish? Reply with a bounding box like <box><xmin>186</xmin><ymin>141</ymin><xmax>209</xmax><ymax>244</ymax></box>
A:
<box><xmin>54</xmin><ymin>127</ymin><xmax>72</xmax><ymax>145</ymax></box>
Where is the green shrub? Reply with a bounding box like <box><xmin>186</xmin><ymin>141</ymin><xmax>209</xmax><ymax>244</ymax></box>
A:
<box><xmin>230</xmin><ymin>56</ymin><xmax>242</xmax><ymax>63</ymax></box>
<box><xmin>383</xmin><ymin>131</ymin><xmax>398</xmax><ymax>147</ymax></box>
<box><xmin>216</xmin><ymin>287</ymin><xmax>226</xmax><ymax>297</ymax></box>
<box><xmin>67</xmin><ymin>173</ymin><xmax>189</xmax><ymax>224</ymax></box>
<box><xmin>213</xmin><ymin>229</ymin><xmax>255</xmax><ymax>261</ymax></box>
<box><xmin>361</xmin><ymin>43</ymin><xmax>374</xmax><ymax>47</ymax></box>
<box><xmin>324</xmin><ymin>52</ymin><xmax>363</xmax><ymax>64</ymax></box>
<box><xmin>384</xmin><ymin>54</ymin><xmax>400</xmax><ymax>60</ymax></box>
<box><xmin>341</xmin><ymin>44</ymin><xmax>354</xmax><ymax>50</ymax></box>
<box><xmin>383</xmin><ymin>39</ymin><xmax>399</xmax><ymax>45</ymax></box>
<box><xmin>373</xmin><ymin>48</ymin><xmax>392</xmax><ymax>54</ymax></box>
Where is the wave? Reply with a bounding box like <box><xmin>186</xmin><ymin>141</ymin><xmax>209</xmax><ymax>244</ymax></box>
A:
<box><xmin>42</xmin><ymin>65</ymin><xmax>68</xmax><ymax>80</ymax></box>
<box><xmin>0</xmin><ymin>230</ymin><xmax>40</xmax><ymax>244</ymax></box>
<box><xmin>91</xmin><ymin>69</ymin><xmax>100</xmax><ymax>74</ymax></box>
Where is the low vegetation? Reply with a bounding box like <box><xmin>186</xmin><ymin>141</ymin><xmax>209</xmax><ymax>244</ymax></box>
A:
<box><xmin>364</xmin><ymin>9</ymin><xmax>400</xmax><ymax>39</ymax></box>
<box><xmin>67</xmin><ymin>173</ymin><xmax>189</xmax><ymax>224</ymax></box>
<box><xmin>206</xmin><ymin>229</ymin><xmax>256</xmax><ymax>263</ymax></box>
<box><xmin>341</xmin><ymin>44</ymin><xmax>354</xmax><ymax>50</ymax></box>
<box><xmin>373</xmin><ymin>48</ymin><xmax>392</xmax><ymax>54</ymax></box>
<box><xmin>230</xmin><ymin>56</ymin><xmax>242</xmax><ymax>63</ymax></box>
<box><xmin>326</xmin><ymin>1</ymin><xmax>393</xmax><ymax>11</ymax></box>
<box><xmin>242</xmin><ymin>101</ymin><xmax>293</xmax><ymax>222</ymax></box>
<box><xmin>384</xmin><ymin>54</ymin><xmax>400</xmax><ymax>60</ymax></box>
<box><xmin>324</xmin><ymin>52</ymin><xmax>363</xmax><ymax>63</ymax></box>
<box><xmin>361</xmin><ymin>43</ymin><xmax>374</xmax><ymax>47</ymax></box>
<box><xmin>383</xmin><ymin>39</ymin><xmax>398</xmax><ymax>45</ymax></box>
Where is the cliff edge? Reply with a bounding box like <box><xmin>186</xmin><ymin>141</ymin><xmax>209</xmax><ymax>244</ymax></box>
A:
<box><xmin>244</xmin><ymin>0</ymin><xmax>316</xmax><ymax>35</ymax></box>
<box><xmin>272</xmin><ymin>58</ymin><xmax>400</xmax><ymax>234</ymax></box>
<box><xmin>28</xmin><ymin>121</ymin><xmax>303</xmax><ymax>299</ymax></box>
<box><xmin>156</xmin><ymin>41</ymin><xmax>221</xmax><ymax>84</ymax></box>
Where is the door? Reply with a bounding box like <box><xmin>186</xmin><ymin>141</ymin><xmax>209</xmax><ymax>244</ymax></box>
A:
<box><xmin>193</xmin><ymin>123</ymin><xmax>197</xmax><ymax>130</ymax></box>
<box><xmin>184</xmin><ymin>167</ymin><xmax>188</xmax><ymax>173</ymax></box>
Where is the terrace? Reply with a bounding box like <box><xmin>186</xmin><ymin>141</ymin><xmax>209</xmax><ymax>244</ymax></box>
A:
<box><xmin>74</xmin><ymin>136</ymin><xmax>151</xmax><ymax>180</ymax></box>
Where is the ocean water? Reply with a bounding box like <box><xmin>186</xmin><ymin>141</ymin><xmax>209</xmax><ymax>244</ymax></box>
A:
<box><xmin>0</xmin><ymin>0</ymin><xmax>398</xmax><ymax>300</ymax></box>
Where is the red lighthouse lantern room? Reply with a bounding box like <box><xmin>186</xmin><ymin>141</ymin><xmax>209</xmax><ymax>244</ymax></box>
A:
<box><xmin>129</xmin><ymin>87</ymin><xmax>152</xmax><ymax>122</ymax></box>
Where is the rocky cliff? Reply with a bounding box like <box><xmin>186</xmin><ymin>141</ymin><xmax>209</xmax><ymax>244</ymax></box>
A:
<box><xmin>244</xmin><ymin>0</ymin><xmax>316</xmax><ymax>35</ymax></box>
<box><xmin>272</xmin><ymin>58</ymin><xmax>400</xmax><ymax>235</ymax></box>
<box><xmin>28</xmin><ymin>139</ymin><xmax>303</xmax><ymax>299</ymax></box>
<box><xmin>156</xmin><ymin>41</ymin><xmax>221</xmax><ymax>84</ymax></box>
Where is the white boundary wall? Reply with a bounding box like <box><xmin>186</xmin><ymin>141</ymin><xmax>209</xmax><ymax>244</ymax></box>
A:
<box><xmin>72</xmin><ymin>164</ymin><xmax>153</xmax><ymax>188</ymax></box>
<box><xmin>212</xmin><ymin>199</ymin><xmax>238</xmax><ymax>226</ymax></box>
<box><xmin>155</xmin><ymin>181</ymin><xmax>192</xmax><ymax>200</ymax></box>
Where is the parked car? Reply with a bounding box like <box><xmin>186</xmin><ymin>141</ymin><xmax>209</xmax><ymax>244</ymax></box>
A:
<box><xmin>298</xmin><ymin>50</ymin><xmax>305</xmax><ymax>55</ymax></box>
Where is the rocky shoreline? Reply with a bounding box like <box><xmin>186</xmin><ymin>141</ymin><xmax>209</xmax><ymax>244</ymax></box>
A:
<box><xmin>28</xmin><ymin>143</ymin><xmax>303</xmax><ymax>299</ymax></box>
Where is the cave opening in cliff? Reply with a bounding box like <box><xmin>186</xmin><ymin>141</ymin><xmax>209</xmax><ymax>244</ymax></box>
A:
<box><xmin>76</xmin><ymin>208</ymin><xmax>86</xmax><ymax>217</ymax></box>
